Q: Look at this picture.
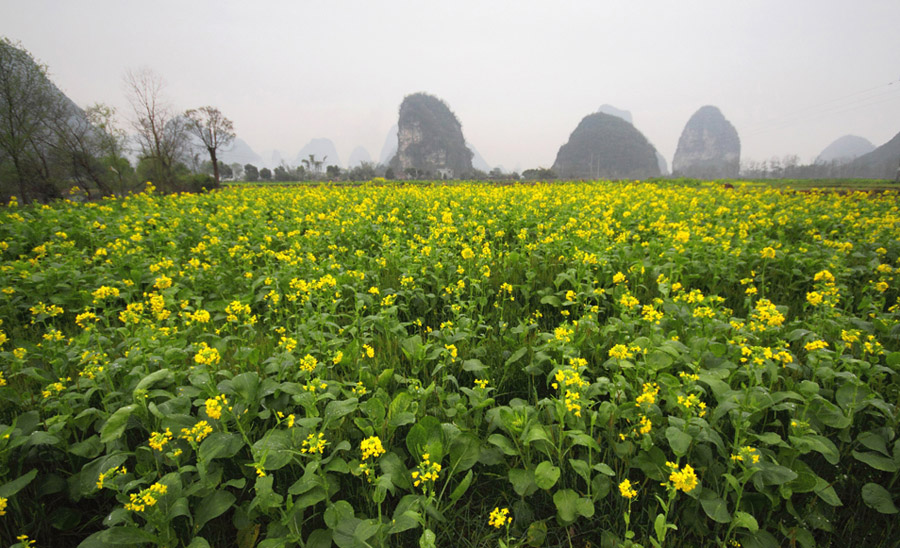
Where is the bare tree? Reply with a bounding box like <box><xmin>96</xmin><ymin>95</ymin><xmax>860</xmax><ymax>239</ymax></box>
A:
<box><xmin>124</xmin><ymin>68</ymin><xmax>188</xmax><ymax>191</ymax></box>
<box><xmin>184</xmin><ymin>106</ymin><xmax>235</xmax><ymax>186</ymax></box>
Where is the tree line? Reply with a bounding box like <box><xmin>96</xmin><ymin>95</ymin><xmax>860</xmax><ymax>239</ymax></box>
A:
<box><xmin>0</xmin><ymin>38</ymin><xmax>235</xmax><ymax>203</ymax></box>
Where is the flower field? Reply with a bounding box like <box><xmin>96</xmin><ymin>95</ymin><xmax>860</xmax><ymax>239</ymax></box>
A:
<box><xmin>0</xmin><ymin>181</ymin><xmax>899</xmax><ymax>548</ymax></box>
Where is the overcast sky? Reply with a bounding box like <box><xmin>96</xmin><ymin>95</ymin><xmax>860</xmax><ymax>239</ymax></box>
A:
<box><xmin>2</xmin><ymin>0</ymin><xmax>899</xmax><ymax>171</ymax></box>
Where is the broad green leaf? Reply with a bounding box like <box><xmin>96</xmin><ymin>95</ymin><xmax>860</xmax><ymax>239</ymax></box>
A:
<box><xmin>487</xmin><ymin>433</ymin><xmax>518</xmax><ymax>456</ymax></box>
<box><xmin>699</xmin><ymin>490</ymin><xmax>731</xmax><ymax>523</ymax></box>
<box><xmin>194</xmin><ymin>490</ymin><xmax>236</xmax><ymax>533</ymax></box>
<box><xmin>0</xmin><ymin>468</ymin><xmax>37</xmax><ymax>498</ymax></box>
<box><xmin>534</xmin><ymin>461</ymin><xmax>561</xmax><ymax>490</ymax></box>
<box><xmin>199</xmin><ymin>432</ymin><xmax>244</xmax><ymax>461</ymax></box>
<box><xmin>508</xmin><ymin>468</ymin><xmax>537</xmax><ymax>497</ymax></box>
<box><xmin>553</xmin><ymin>489</ymin><xmax>579</xmax><ymax>523</ymax></box>
<box><xmin>100</xmin><ymin>405</ymin><xmax>137</xmax><ymax>443</ymax></box>
<box><xmin>324</xmin><ymin>398</ymin><xmax>359</xmax><ymax>427</ymax></box>
<box><xmin>852</xmin><ymin>450</ymin><xmax>899</xmax><ymax>472</ymax></box>
<box><xmin>102</xmin><ymin>526</ymin><xmax>159</xmax><ymax>545</ymax></box>
<box><xmin>134</xmin><ymin>368</ymin><xmax>174</xmax><ymax>395</ymax></box>
<box><xmin>449</xmin><ymin>470</ymin><xmax>473</xmax><ymax>503</ymax></box>
<box><xmin>733</xmin><ymin>510</ymin><xmax>759</xmax><ymax>532</ymax></box>
<box><xmin>666</xmin><ymin>427</ymin><xmax>692</xmax><ymax>457</ymax></box>
<box><xmin>419</xmin><ymin>528</ymin><xmax>436</xmax><ymax>548</ymax></box>
<box><xmin>861</xmin><ymin>483</ymin><xmax>898</xmax><ymax>514</ymax></box>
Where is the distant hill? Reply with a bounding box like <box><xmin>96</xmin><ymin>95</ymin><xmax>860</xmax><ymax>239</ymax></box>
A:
<box><xmin>295</xmin><ymin>138</ymin><xmax>341</xmax><ymax>168</ymax></box>
<box><xmin>598</xmin><ymin>104</ymin><xmax>633</xmax><ymax>125</ymax></box>
<box><xmin>596</xmin><ymin>104</ymin><xmax>667</xmax><ymax>175</ymax></box>
<box><xmin>469</xmin><ymin>143</ymin><xmax>491</xmax><ymax>172</ymax></box>
<box><xmin>816</xmin><ymin>135</ymin><xmax>875</xmax><ymax>165</ymax></box>
<box><xmin>672</xmin><ymin>106</ymin><xmax>740</xmax><ymax>179</ymax></box>
<box><xmin>347</xmin><ymin>146</ymin><xmax>372</xmax><ymax>168</ymax></box>
<box><xmin>552</xmin><ymin>112</ymin><xmax>660</xmax><ymax>179</ymax></box>
<box><xmin>389</xmin><ymin>92</ymin><xmax>473</xmax><ymax>178</ymax></box>
<box><xmin>848</xmin><ymin>131</ymin><xmax>900</xmax><ymax>179</ymax></box>
<box><xmin>379</xmin><ymin>125</ymin><xmax>398</xmax><ymax>165</ymax></box>
<box><xmin>218</xmin><ymin>138</ymin><xmax>265</xmax><ymax>167</ymax></box>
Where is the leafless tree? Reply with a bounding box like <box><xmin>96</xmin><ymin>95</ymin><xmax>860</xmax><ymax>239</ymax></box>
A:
<box><xmin>124</xmin><ymin>68</ymin><xmax>188</xmax><ymax>191</ymax></box>
<box><xmin>184</xmin><ymin>106</ymin><xmax>235</xmax><ymax>186</ymax></box>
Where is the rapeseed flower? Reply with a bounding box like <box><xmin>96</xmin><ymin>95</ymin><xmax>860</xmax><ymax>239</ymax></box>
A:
<box><xmin>619</xmin><ymin>479</ymin><xmax>638</xmax><ymax>499</ymax></box>
<box><xmin>488</xmin><ymin>506</ymin><xmax>512</xmax><ymax>528</ymax></box>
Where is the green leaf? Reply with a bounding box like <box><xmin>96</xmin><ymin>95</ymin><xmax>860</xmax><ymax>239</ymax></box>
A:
<box><xmin>133</xmin><ymin>368</ymin><xmax>174</xmax><ymax>395</ymax></box>
<box><xmin>553</xmin><ymin>489</ymin><xmax>579</xmax><ymax>523</ymax></box>
<box><xmin>505</xmin><ymin>347</ymin><xmax>528</xmax><ymax>366</ymax></box>
<box><xmin>568</xmin><ymin>458</ymin><xmax>591</xmax><ymax>483</ymax></box>
<box><xmin>487</xmin><ymin>434</ymin><xmax>518</xmax><ymax>456</ymax></box>
<box><xmin>419</xmin><ymin>528</ymin><xmax>436</xmax><ymax>548</ymax></box>
<box><xmin>534</xmin><ymin>461</ymin><xmax>561</xmax><ymax>490</ymax></box>
<box><xmin>305</xmin><ymin>530</ymin><xmax>332</xmax><ymax>548</ymax></box>
<box><xmin>540</xmin><ymin>295</ymin><xmax>561</xmax><ymax>307</ymax></box>
<box><xmin>756</xmin><ymin>463</ymin><xmax>798</xmax><ymax>486</ymax></box>
<box><xmin>100</xmin><ymin>405</ymin><xmax>137</xmax><ymax>443</ymax></box>
<box><xmin>654</xmin><ymin>513</ymin><xmax>668</xmax><ymax>542</ymax></box>
<box><xmin>593</xmin><ymin>463</ymin><xmax>615</xmax><ymax>476</ymax></box>
<box><xmin>647</xmin><ymin>350</ymin><xmax>674</xmax><ymax>371</ymax></box>
<box><xmin>861</xmin><ymin>483</ymin><xmax>898</xmax><ymax>514</ymax></box>
<box><xmin>508</xmin><ymin>468</ymin><xmax>537</xmax><ymax>497</ymax></box>
<box><xmin>406</xmin><ymin>415</ymin><xmax>444</xmax><ymax>461</ymax></box>
<box><xmin>101</xmin><ymin>527</ymin><xmax>160</xmax><ymax>545</ymax></box>
<box><xmin>699</xmin><ymin>490</ymin><xmax>731</xmax><ymax>523</ymax></box>
<box><xmin>449</xmin><ymin>470</ymin><xmax>473</xmax><ymax>503</ymax></box>
<box><xmin>448</xmin><ymin>434</ymin><xmax>480</xmax><ymax>473</ymax></box>
<box><xmin>252</xmin><ymin>429</ymin><xmax>293</xmax><ymax>470</ymax></box>
<box><xmin>324</xmin><ymin>398</ymin><xmax>359</xmax><ymax>427</ymax></box>
<box><xmin>666</xmin><ymin>427</ymin><xmax>692</xmax><ymax>457</ymax></box>
<box><xmin>462</xmin><ymin>359</ymin><xmax>486</xmax><ymax>372</ymax></box>
<box><xmin>231</xmin><ymin>372</ymin><xmax>260</xmax><ymax>404</ymax></box>
<box><xmin>852</xmin><ymin>450</ymin><xmax>899</xmax><ymax>472</ymax></box>
<box><xmin>186</xmin><ymin>538</ymin><xmax>210</xmax><ymax>548</ymax></box>
<box><xmin>199</xmin><ymin>432</ymin><xmax>244</xmax><ymax>461</ymax></box>
<box><xmin>0</xmin><ymin>468</ymin><xmax>37</xmax><ymax>498</ymax></box>
<box><xmin>194</xmin><ymin>490</ymin><xmax>236</xmax><ymax>533</ymax></box>
<box><xmin>733</xmin><ymin>511</ymin><xmax>759</xmax><ymax>532</ymax></box>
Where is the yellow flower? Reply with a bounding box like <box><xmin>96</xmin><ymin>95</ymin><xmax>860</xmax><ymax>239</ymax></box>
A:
<box><xmin>474</xmin><ymin>379</ymin><xmax>489</xmax><ymax>389</ymax></box>
<box><xmin>180</xmin><ymin>421</ymin><xmax>213</xmax><ymax>444</ymax></box>
<box><xmin>554</xmin><ymin>326</ymin><xmax>573</xmax><ymax>343</ymax></box>
<box><xmin>760</xmin><ymin>247</ymin><xmax>776</xmax><ymax>259</ymax></box>
<box><xmin>360</xmin><ymin>436</ymin><xmax>386</xmax><ymax>461</ymax></box>
<box><xmin>193</xmin><ymin>342</ymin><xmax>221</xmax><ymax>366</ymax></box>
<box><xmin>668</xmin><ymin>462</ymin><xmax>699</xmax><ymax>493</ymax></box>
<box><xmin>444</xmin><ymin>344</ymin><xmax>458</xmax><ymax>359</ymax></box>
<box><xmin>148</xmin><ymin>428</ymin><xmax>173</xmax><ymax>451</ymax></box>
<box><xmin>412</xmin><ymin>453</ymin><xmax>442</xmax><ymax>492</ymax></box>
<box><xmin>205</xmin><ymin>394</ymin><xmax>229</xmax><ymax>420</ymax></box>
<box><xmin>488</xmin><ymin>506</ymin><xmax>512</xmax><ymax>528</ymax></box>
<box><xmin>635</xmin><ymin>383</ymin><xmax>659</xmax><ymax>406</ymax></box>
<box><xmin>301</xmin><ymin>432</ymin><xmax>327</xmax><ymax>454</ymax></box>
<box><xmin>618</xmin><ymin>478</ymin><xmax>638</xmax><ymax>499</ymax></box>
<box><xmin>613</xmin><ymin>271</ymin><xmax>627</xmax><ymax>284</ymax></box>
<box><xmin>804</xmin><ymin>340</ymin><xmax>829</xmax><ymax>352</ymax></box>
<box><xmin>609</xmin><ymin>344</ymin><xmax>633</xmax><ymax>360</ymax></box>
<box><xmin>806</xmin><ymin>291</ymin><xmax>823</xmax><ymax>306</ymax></box>
<box><xmin>362</xmin><ymin>344</ymin><xmax>374</xmax><ymax>358</ymax></box>
<box><xmin>299</xmin><ymin>353</ymin><xmax>318</xmax><ymax>373</ymax></box>
<box><xmin>0</xmin><ymin>496</ymin><xmax>7</xmax><ymax>515</ymax></box>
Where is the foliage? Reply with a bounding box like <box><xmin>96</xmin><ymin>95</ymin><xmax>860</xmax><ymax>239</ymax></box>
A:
<box><xmin>0</xmin><ymin>181</ymin><xmax>898</xmax><ymax>547</ymax></box>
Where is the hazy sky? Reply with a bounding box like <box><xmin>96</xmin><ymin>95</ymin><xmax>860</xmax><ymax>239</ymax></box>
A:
<box><xmin>2</xmin><ymin>0</ymin><xmax>899</xmax><ymax>171</ymax></box>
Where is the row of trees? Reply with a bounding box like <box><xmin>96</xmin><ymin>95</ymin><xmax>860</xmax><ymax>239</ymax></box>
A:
<box><xmin>0</xmin><ymin>38</ymin><xmax>236</xmax><ymax>203</ymax></box>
